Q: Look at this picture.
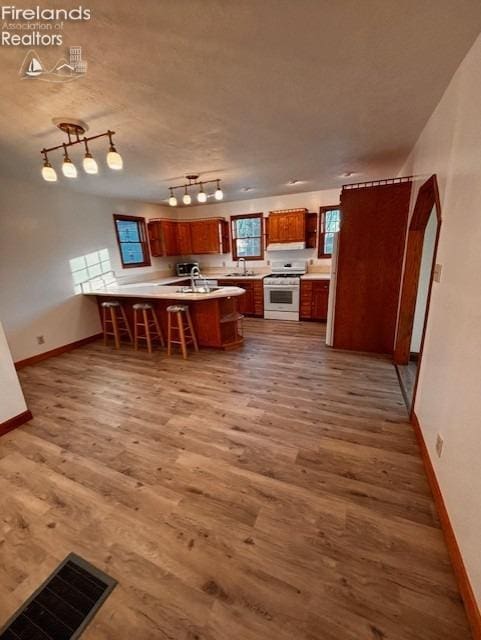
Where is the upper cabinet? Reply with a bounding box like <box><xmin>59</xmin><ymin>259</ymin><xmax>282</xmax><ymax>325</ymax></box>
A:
<box><xmin>148</xmin><ymin>219</ymin><xmax>178</xmax><ymax>257</ymax></box>
<box><xmin>176</xmin><ymin>221</ymin><xmax>192</xmax><ymax>255</ymax></box>
<box><xmin>267</xmin><ymin>208</ymin><xmax>307</xmax><ymax>244</ymax></box>
<box><xmin>148</xmin><ymin>218</ymin><xmax>229</xmax><ymax>257</ymax></box>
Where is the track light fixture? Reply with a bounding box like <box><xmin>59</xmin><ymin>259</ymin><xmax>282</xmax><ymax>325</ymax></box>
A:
<box><xmin>168</xmin><ymin>188</ymin><xmax>177</xmax><ymax>207</ymax></box>
<box><xmin>40</xmin><ymin>119</ymin><xmax>123</xmax><ymax>182</ymax></box>
<box><xmin>41</xmin><ymin>150</ymin><xmax>57</xmax><ymax>182</ymax></box>
<box><xmin>168</xmin><ymin>175</ymin><xmax>224</xmax><ymax>206</ymax></box>
<box><xmin>82</xmin><ymin>139</ymin><xmax>98</xmax><ymax>175</ymax></box>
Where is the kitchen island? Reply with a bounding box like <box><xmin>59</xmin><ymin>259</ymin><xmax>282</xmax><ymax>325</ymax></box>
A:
<box><xmin>84</xmin><ymin>283</ymin><xmax>246</xmax><ymax>350</ymax></box>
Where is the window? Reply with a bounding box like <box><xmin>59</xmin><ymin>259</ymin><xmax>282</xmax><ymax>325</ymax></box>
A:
<box><xmin>231</xmin><ymin>213</ymin><xmax>264</xmax><ymax>261</ymax></box>
<box><xmin>318</xmin><ymin>206</ymin><xmax>341</xmax><ymax>257</ymax></box>
<box><xmin>113</xmin><ymin>214</ymin><xmax>151</xmax><ymax>268</ymax></box>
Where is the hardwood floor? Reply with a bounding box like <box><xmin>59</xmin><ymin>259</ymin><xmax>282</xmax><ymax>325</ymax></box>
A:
<box><xmin>0</xmin><ymin>319</ymin><xmax>471</xmax><ymax>639</ymax></box>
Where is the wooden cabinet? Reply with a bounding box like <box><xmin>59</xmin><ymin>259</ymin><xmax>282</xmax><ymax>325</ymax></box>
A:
<box><xmin>148</xmin><ymin>220</ymin><xmax>178</xmax><ymax>257</ymax></box>
<box><xmin>268</xmin><ymin>209</ymin><xmax>307</xmax><ymax>243</ymax></box>
<box><xmin>217</xmin><ymin>279</ymin><xmax>263</xmax><ymax>317</ymax></box>
<box><xmin>334</xmin><ymin>181</ymin><xmax>411</xmax><ymax>354</ymax></box>
<box><xmin>190</xmin><ymin>219</ymin><xmax>221</xmax><ymax>254</ymax></box>
<box><xmin>300</xmin><ymin>279</ymin><xmax>330</xmax><ymax>321</ymax></box>
<box><xmin>306</xmin><ymin>212</ymin><xmax>318</xmax><ymax>248</ymax></box>
<box><xmin>176</xmin><ymin>222</ymin><xmax>193</xmax><ymax>255</ymax></box>
<box><xmin>148</xmin><ymin>218</ymin><xmax>228</xmax><ymax>257</ymax></box>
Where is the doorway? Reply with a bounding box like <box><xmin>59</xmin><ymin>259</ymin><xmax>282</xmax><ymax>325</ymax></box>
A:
<box><xmin>394</xmin><ymin>175</ymin><xmax>442</xmax><ymax>414</ymax></box>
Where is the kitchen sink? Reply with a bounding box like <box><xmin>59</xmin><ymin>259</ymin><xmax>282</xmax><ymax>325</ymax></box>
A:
<box><xmin>176</xmin><ymin>286</ymin><xmax>222</xmax><ymax>294</ymax></box>
<box><xmin>224</xmin><ymin>272</ymin><xmax>256</xmax><ymax>277</ymax></box>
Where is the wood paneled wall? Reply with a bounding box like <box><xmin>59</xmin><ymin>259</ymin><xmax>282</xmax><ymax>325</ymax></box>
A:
<box><xmin>334</xmin><ymin>181</ymin><xmax>411</xmax><ymax>354</ymax></box>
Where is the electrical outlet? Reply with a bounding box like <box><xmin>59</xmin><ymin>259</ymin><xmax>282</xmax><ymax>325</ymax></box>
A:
<box><xmin>435</xmin><ymin>433</ymin><xmax>444</xmax><ymax>458</ymax></box>
<box><xmin>433</xmin><ymin>263</ymin><xmax>442</xmax><ymax>283</ymax></box>
<box><xmin>36</xmin><ymin>335</ymin><xmax>45</xmax><ymax>345</ymax></box>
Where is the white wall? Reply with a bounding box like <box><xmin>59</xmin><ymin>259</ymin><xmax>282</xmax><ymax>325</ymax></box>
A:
<box><xmin>0</xmin><ymin>321</ymin><xmax>28</xmax><ymax>423</ymax></box>
<box><xmin>174</xmin><ymin>188</ymin><xmax>340</xmax><ymax>270</ymax></box>
<box><xmin>0</xmin><ymin>177</ymin><xmax>170</xmax><ymax>362</ymax></box>
<box><xmin>410</xmin><ymin>207</ymin><xmax>437</xmax><ymax>352</ymax></box>
<box><xmin>401</xmin><ymin>34</ymin><xmax>481</xmax><ymax>603</ymax></box>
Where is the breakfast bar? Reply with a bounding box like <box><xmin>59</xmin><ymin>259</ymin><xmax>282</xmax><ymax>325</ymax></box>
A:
<box><xmin>84</xmin><ymin>282</ymin><xmax>246</xmax><ymax>350</ymax></box>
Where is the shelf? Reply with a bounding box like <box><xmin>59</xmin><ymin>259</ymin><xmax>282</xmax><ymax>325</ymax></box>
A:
<box><xmin>220</xmin><ymin>312</ymin><xmax>244</xmax><ymax>324</ymax></box>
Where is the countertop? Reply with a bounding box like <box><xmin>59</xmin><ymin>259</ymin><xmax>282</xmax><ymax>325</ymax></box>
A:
<box><xmin>83</xmin><ymin>284</ymin><xmax>245</xmax><ymax>301</ymax></box>
<box><xmin>301</xmin><ymin>274</ymin><xmax>331</xmax><ymax>280</ymax></box>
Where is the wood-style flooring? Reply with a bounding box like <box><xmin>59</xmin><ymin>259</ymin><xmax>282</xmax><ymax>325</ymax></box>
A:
<box><xmin>0</xmin><ymin>319</ymin><xmax>471</xmax><ymax>639</ymax></box>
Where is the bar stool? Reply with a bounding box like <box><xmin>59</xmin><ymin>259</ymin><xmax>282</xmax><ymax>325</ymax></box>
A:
<box><xmin>133</xmin><ymin>303</ymin><xmax>164</xmax><ymax>353</ymax></box>
<box><xmin>101</xmin><ymin>301</ymin><xmax>133</xmax><ymax>349</ymax></box>
<box><xmin>166</xmin><ymin>305</ymin><xmax>199</xmax><ymax>359</ymax></box>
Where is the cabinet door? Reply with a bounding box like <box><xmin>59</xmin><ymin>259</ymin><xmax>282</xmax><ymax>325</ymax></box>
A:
<box><xmin>219</xmin><ymin>280</ymin><xmax>255</xmax><ymax>315</ymax></box>
<box><xmin>147</xmin><ymin>221</ymin><xmax>163</xmax><ymax>257</ymax></box>
<box><xmin>162</xmin><ymin>220</ymin><xmax>178</xmax><ymax>256</ymax></box>
<box><xmin>311</xmin><ymin>281</ymin><xmax>330</xmax><ymax>320</ymax></box>
<box><xmin>286</xmin><ymin>212</ymin><xmax>306</xmax><ymax>241</ymax></box>
<box><xmin>300</xmin><ymin>281</ymin><xmax>313</xmax><ymax>319</ymax></box>
<box><xmin>252</xmin><ymin>280</ymin><xmax>264</xmax><ymax>317</ymax></box>
<box><xmin>177</xmin><ymin>222</ymin><xmax>193</xmax><ymax>255</ymax></box>
<box><xmin>190</xmin><ymin>220</ymin><xmax>221</xmax><ymax>254</ymax></box>
<box><xmin>268</xmin><ymin>215</ymin><xmax>281</xmax><ymax>243</ymax></box>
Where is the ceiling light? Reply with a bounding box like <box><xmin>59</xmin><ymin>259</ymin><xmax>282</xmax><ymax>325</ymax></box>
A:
<box><xmin>197</xmin><ymin>183</ymin><xmax>207</xmax><ymax>203</ymax></box>
<box><xmin>214</xmin><ymin>179</ymin><xmax>223</xmax><ymax>201</ymax></box>
<box><xmin>168</xmin><ymin>175</ymin><xmax>224</xmax><ymax>206</ymax></box>
<box><xmin>40</xmin><ymin>122</ymin><xmax>122</xmax><ymax>182</ymax></box>
<box><xmin>41</xmin><ymin>153</ymin><xmax>57</xmax><ymax>182</ymax></box>
<box><xmin>62</xmin><ymin>145</ymin><xmax>77</xmax><ymax>178</ymax></box>
<box><xmin>82</xmin><ymin>140</ymin><xmax>98</xmax><ymax>174</ymax></box>
<box><xmin>106</xmin><ymin>132</ymin><xmax>123</xmax><ymax>170</ymax></box>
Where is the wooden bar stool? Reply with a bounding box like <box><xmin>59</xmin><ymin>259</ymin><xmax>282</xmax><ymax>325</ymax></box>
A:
<box><xmin>101</xmin><ymin>301</ymin><xmax>132</xmax><ymax>349</ymax></box>
<box><xmin>133</xmin><ymin>303</ymin><xmax>164</xmax><ymax>353</ymax></box>
<box><xmin>166</xmin><ymin>305</ymin><xmax>199</xmax><ymax>359</ymax></box>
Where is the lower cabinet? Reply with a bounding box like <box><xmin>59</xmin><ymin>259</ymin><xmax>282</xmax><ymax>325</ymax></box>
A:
<box><xmin>218</xmin><ymin>279</ymin><xmax>264</xmax><ymax>317</ymax></box>
<box><xmin>300</xmin><ymin>280</ymin><xmax>330</xmax><ymax>321</ymax></box>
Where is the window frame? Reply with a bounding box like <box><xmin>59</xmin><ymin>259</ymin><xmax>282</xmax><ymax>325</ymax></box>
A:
<box><xmin>318</xmin><ymin>205</ymin><xmax>341</xmax><ymax>258</ymax></box>
<box><xmin>113</xmin><ymin>214</ymin><xmax>151</xmax><ymax>268</ymax></box>
<box><xmin>230</xmin><ymin>212</ymin><xmax>265</xmax><ymax>261</ymax></box>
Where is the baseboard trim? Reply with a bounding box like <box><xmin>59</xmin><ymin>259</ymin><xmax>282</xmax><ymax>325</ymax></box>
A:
<box><xmin>14</xmin><ymin>333</ymin><xmax>103</xmax><ymax>370</ymax></box>
<box><xmin>0</xmin><ymin>409</ymin><xmax>33</xmax><ymax>437</ymax></box>
<box><xmin>411</xmin><ymin>412</ymin><xmax>481</xmax><ymax>639</ymax></box>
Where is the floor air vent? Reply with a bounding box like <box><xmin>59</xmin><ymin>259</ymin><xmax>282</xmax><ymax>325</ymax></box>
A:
<box><xmin>0</xmin><ymin>553</ymin><xmax>117</xmax><ymax>639</ymax></box>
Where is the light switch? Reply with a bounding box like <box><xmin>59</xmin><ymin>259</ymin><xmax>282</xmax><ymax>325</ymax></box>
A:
<box><xmin>433</xmin><ymin>263</ymin><xmax>442</xmax><ymax>283</ymax></box>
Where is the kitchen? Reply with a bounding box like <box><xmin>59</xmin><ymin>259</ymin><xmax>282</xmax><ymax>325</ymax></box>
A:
<box><xmin>1</xmin><ymin>3</ymin><xmax>481</xmax><ymax>640</ymax></box>
<box><xmin>83</xmin><ymin>205</ymin><xmax>337</xmax><ymax>353</ymax></box>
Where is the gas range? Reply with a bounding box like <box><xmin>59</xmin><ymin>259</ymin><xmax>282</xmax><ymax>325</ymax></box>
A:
<box><xmin>264</xmin><ymin>261</ymin><xmax>306</xmax><ymax>320</ymax></box>
<box><xmin>264</xmin><ymin>260</ymin><xmax>306</xmax><ymax>287</ymax></box>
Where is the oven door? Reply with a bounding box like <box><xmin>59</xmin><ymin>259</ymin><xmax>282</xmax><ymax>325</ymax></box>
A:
<box><xmin>264</xmin><ymin>285</ymin><xmax>300</xmax><ymax>313</ymax></box>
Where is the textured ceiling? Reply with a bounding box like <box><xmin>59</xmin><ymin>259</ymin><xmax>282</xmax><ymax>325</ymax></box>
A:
<box><xmin>1</xmin><ymin>0</ymin><xmax>481</xmax><ymax>205</ymax></box>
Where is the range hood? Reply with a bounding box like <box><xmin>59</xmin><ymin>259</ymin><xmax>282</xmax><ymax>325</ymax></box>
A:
<box><xmin>267</xmin><ymin>241</ymin><xmax>306</xmax><ymax>251</ymax></box>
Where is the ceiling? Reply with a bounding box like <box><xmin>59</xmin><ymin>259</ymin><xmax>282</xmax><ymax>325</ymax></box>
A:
<box><xmin>1</xmin><ymin>0</ymin><xmax>481</xmax><ymax>205</ymax></box>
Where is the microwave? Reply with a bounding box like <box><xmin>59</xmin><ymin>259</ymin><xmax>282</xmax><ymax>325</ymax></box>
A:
<box><xmin>176</xmin><ymin>262</ymin><xmax>199</xmax><ymax>276</ymax></box>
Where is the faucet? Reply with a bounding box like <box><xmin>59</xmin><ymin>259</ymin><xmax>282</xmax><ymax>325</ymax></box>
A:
<box><xmin>190</xmin><ymin>265</ymin><xmax>201</xmax><ymax>290</ymax></box>
<box><xmin>237</xmin><ymin>257</ymin><xmax>247</xmax><ymax>276</ymax></box>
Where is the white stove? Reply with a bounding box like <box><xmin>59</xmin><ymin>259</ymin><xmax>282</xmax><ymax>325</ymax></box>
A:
<box><xmin>264</xmin><ymin>261</ymin><xmax>306</xmax><ymax>321</ymax></box>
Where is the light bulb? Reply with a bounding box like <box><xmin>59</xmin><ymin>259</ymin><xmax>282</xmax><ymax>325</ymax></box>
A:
<box><xmin>107</xmin><ymin>147</ymin><xmax>123</xmax><ymax>170</ymax></box>
<box><xmin>41</xmin><ymin>162</ymin><xmax>57</xmax><ymax>182</ymax></box>
<box><xmin>62</xmin><ymin>158</ymin><xmax>78</xmax><ymax>178</ymax></box>
<box><xmin>183</xmin><ymin>192</ymin><xmax>192</xmax><ymax>205</ymax></box>
<box><xmin>197</xmin><ymin>189</ymin><xmax>207</xmax><ymax>203</ymax></box>
<box><xmin>214</xmin><ymin>187</ymin><xmax>223</xmax><ymax>201</ymax></box>
<box><xmin>83</xmin><ymin>153</ymin><xmax>98</xmax><ymax>175</ymax></box>
<box><xmin>169</xmin><ymin>195</ymin><xmax>177</xmax><ymax>207</ymax></box>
